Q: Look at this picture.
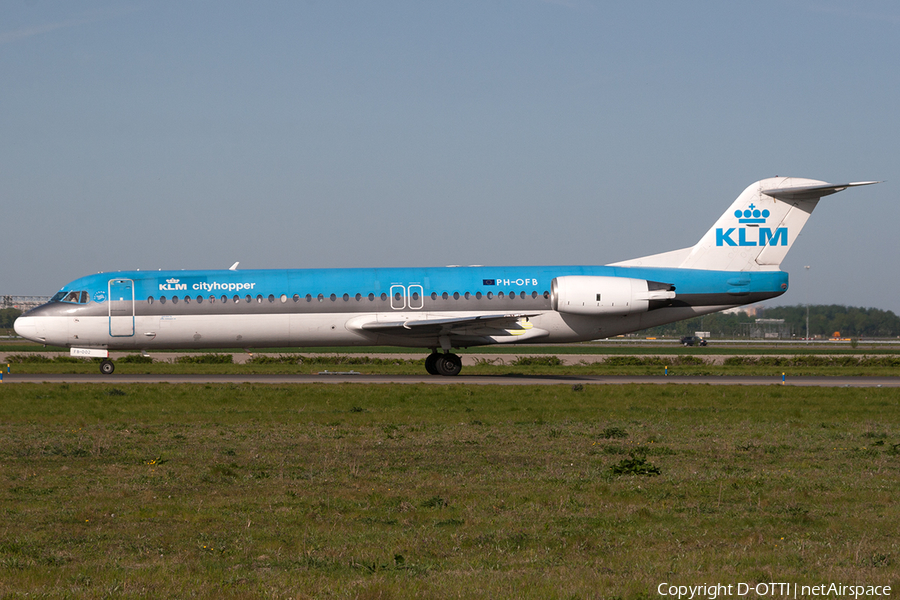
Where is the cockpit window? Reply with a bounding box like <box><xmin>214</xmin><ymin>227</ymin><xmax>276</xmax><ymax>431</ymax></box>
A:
<box><xmin>52</xmin><ymin>290</ymin><xmax>89</xmax><ymax>304</ymax></box>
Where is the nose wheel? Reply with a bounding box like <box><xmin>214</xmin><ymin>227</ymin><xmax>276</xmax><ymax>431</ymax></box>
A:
<box><xmin>100</xmin><ymin>359</ymin><xmax>115</xmax><ymax>375</ymax></box>
<box><xmin>425</xmin><ymin>352</ymin><xmax>462</xmax><ymax>376</ymax></box>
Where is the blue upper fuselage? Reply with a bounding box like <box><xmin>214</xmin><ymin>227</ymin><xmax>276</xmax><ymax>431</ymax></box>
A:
<box><xmin>51</xmin><ymin>264</ymin><xmax>787</xmax><ymax>305</ymax></box>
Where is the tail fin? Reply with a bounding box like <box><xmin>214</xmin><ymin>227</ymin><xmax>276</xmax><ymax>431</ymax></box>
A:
<box><xmin>611</xmin><ymin>177</ymin><xmax>879</xmax><ymax>271</ymax></box>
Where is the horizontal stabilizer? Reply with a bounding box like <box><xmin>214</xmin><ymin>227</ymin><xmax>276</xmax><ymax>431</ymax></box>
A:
<box><xmin>761</xmin><ymin>181</ymin><xmax>880</xmax><ymax>201</ymax></box>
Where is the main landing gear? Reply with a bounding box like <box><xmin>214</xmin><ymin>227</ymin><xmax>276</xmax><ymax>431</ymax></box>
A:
<box><xmin>100</xmin><ymin>359</ymin><xmax>115</xmax><ymax>375</ymax></box>
<box><xmin>424</xmin><ymin>352</ymin><xmax>462</xmax><ymax>376</ymax></box>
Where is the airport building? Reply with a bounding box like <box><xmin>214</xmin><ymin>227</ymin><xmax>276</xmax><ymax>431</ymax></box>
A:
<box><xmin>1</xmin><ymin>296</ymin><xmax>51</xmax><ymax>311</ymax></box>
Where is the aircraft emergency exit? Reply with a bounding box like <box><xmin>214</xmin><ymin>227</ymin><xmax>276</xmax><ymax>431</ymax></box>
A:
<box><xmin>14</xmin><ymin>177</ymin><xmax>878</xmax><ymax>375</ymax></box>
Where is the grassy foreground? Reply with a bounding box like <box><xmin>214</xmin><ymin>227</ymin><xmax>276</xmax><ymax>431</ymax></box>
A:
<box><xmin>3</xmin><ymin>342</ymin><xmax>900</xmax><ymax>355</ymax></box>
<box><xmin>1</xmin><ymin>383</ymin><xmax>898</xmax><ymax>598</ymax></box>
<box><xmin>3</xmin><ymin>352</ymin><xmax>900</xmax><ymax>377</ymax></box>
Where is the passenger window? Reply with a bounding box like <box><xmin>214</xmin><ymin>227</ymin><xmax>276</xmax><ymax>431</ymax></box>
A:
<box><xmin>394</xmin><ymin>292</ymin><xmax>402</xmax><ymax>301</ymax></box>
<box><xmin>508</xmin><ymin>292</ymin><xmax>513</xmax><ymax>300</ymax></box>
<box><xmin>209</xmin><ymin>296</ymin><xmax>217</xmax><ymax>304</ymax></box>
<box><xmin>245</xmin><ymin>295</ymin><xmax>252</xmax><ymax>303</ymax></box>
<box><xmin>464</xmin><ymin>292</ymin><xmax>470</xmax><ymax>299</ymax></box>
<box><xmin>452</xmin><ymin>292</ymin><xmax>459</xmax><ymax>300</ymax></box>
<box><xmin>442</xmin><ymin>292</ymin><xmax>448</xmax><ymax>300</ymax></box>
<box><xmin>381</xmin><ymin>293</ymin><xmax>387</xmax><ymax>301</ymax></box>
<box><xmin>487</xmin><ymin>292</ymin><xmax>493</xmax><ymax>299</ymax></box>
<box><xmin>412</xmin><ymin>292</ymin><xmax>420</xmax><ymax>300</ymax></box>
<box><xmin>221</xmin><ymin>295</ymin><xmax>227</xmax><ymax>303</ymax></box>
<box><xmin>196</xmin><ymin>296</ymin><xmax>203</xmax><ymax>304</ymax></box>
<box><xmin>531</xmin><ymin>291</ymin><xmax>538</xmax><ymax>299</ymax></box>
<box><xmin>257</xmin><ymin>295</ymin><xmax>264</xmax><ymax>303</ymax></box>
<box><xmin>520</xmin><ymin>292</ymin><xmax>525</xmax><ymax>299</ymax></box>
<box><xmin>355</xmin><ymin>293</ymin><xmax>362</xmax><ymax>301</ymax></box>
<box><xmin>431</xmin><ymin>292</ymin><xmax>437</xmax><ymax>300</ymax></box>
<box><xmin>330</xmin><ymin>293</ymin><xmax>336</xmax><ymax>301</ymax></box>
<box><xmin>368</xmin><ymin>293</ymin><xmax>374</xmax><ymax>301</ymax></box>
<box><xmin>160</xmin><ymin>296</ymin><xmax>167</xmax><ymax>304</ymax></box>
<box><xmin>543</xmin><ymin>291</ymin><xmax>550</xmax><ymax>299</ymax></box>
<box><xmin>148</xmin><ymin>296</ymin><xmax>154</xmax><ymax>304</ymax></box>
<box><xmin>172</xmin><ymin>296</ymin><xmax>179</xmax><ymax>304</ymax></box>
<box><xmin>281</xmin><ymin>294</ymin><xmax>287</xmax><ymax>303</ymax></box>
<box><xmin>183</xmin><ymin>296</ymin><xmax>191</xmax><ymax>304</ymax></box>
<box><xmin>498</xmin><ymin>292</ymin><xmax>504</xmax><ymax>298</ymax></box>
<box><xmin>233</xmin><ymin>295</ymin><xmax>240</xmax><ymax>303</ymax></box>
<box><xmin>343</xmin><ymin>293</ymin><xmax>349</xmax><ymax>301</ymax></box>
<box><xmin>476</xmin><ymin>292</ymin><xmax>482</xmax><ymax>299</ymax></box>
<box><xmin>269</xmin><ymin>294</ymin><xmax>275</xmax><ymax>303</ymax></box>
<box><xmin>293</xmin><ymin>294</ymin><xmax>300</xmax><ymax>302</ymax></box>
<box><xmin>317</xmin><ymin>294</ymin><xmax>324</xmax><ymax>302</ymax></box>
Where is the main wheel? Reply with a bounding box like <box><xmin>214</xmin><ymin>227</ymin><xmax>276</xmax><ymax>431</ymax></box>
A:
<box><xmin>435</xmin><ymin>353</ymin><xmax>462</xmax><ymax>376</ymax></box>
<box><xmin>424</xmin><ymin>353</ymin><xmax>440</xmax><ymax>375</ymax></box>
<box><xmin>100</xmin><ymin>359</ymin><xmax>115</xmax><ymax>375</ymax></box>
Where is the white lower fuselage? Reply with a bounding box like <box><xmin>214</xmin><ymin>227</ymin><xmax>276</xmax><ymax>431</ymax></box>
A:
<box><xmin>21</xmin><ymin>304</ymin><xmax>739</xmax><ymax>351</ymax></box>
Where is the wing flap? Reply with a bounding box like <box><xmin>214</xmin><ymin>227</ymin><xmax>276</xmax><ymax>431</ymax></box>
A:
<box><xmin>351</xmin><ymin>313</ymin><xmax>549</xmax><ymax>344</ymax></box>
<box><xmin>359</xmin><ymin>313</ymin><xmax>540</xmax><ymax>333</ymax></box>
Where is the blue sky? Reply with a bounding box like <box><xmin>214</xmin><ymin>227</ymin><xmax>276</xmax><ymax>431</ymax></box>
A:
<box><xmin>2</xmin><ymin>1</ymin><xmax>898</xmax><ymax>313</ymax></box>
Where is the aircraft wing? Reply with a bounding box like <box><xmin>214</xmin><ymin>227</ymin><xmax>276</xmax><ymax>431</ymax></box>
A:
<box><xmin>353</xmin><ymin>312</ymin><xmax>549</xmax><ymax>344</ymax></box>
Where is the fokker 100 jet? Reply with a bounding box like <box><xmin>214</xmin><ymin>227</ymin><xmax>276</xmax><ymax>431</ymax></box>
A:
<box><xmin>15</xmin><ymin>177</ymin><xmax>878</xmax><ymax>375</ymax></box>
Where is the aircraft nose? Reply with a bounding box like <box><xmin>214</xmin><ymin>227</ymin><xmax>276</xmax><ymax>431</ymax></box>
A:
<box><xmin>14</xmin><ymin>316</ymin><xmax>43</xmax><ymax>343</ymax></box>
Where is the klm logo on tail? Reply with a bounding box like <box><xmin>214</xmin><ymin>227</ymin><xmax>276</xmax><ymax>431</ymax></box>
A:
<box><xmin>716</xmin><ymin>204</ymin><xmax>787</xmax><ymax>247</ymax></box>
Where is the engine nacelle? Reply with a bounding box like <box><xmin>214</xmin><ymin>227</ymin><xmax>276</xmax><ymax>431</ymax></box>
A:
<box><xmin>551</xmin><ymin>276</ymin><xmax>676</xmax><ymax>316</ymax></box>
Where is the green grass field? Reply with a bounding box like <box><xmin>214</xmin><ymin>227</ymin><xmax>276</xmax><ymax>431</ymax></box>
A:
<box><xmin>4</xmin><ymin>340</ymin><xmax>900</xmax><ymax>355</ymax></box>
<box><xmin>3</xmin><ymin>350</ymin><xmax>900</xmax><ymax>378</ymax></box>
<box><xmin>1</xmin><ymin>383</ymin><xmax>898</xmax><ymax>598</ymax></box>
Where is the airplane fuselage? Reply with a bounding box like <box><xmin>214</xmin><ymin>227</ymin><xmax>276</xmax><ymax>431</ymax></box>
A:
<box><xmin>15</xmin><ymin>264</ymin><xmax>787</xmax><ymax>351</ymax></box>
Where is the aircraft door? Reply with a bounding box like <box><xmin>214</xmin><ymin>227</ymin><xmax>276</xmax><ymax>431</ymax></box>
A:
<box><xmin>408</xmin><ymin>285</ymin><xmax>424</xmax><ymax>310</ymax></box>
<box><xmin>390</xmin><ymin>285</ymin><xmax>406</xmax><ymax>310</ymax></box>
<box><xmin>389</xmin><ymin>284</ymin><xmax>424</xmax><ymax>310</ymax></box>
<box><xmin>109</xmin><ymin>279</ymin><xmax>135</xmax><ymax>337</ymax></box>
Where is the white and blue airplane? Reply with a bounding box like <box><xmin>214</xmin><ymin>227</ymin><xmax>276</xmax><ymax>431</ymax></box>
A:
<box><xmin>15</xmin><ymin>177</ymin><xmax>877</xmax><ymax>375</ymax></box>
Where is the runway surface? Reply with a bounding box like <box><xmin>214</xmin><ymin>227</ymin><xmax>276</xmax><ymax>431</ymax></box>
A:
<box><xmin>3</xmin><ymin>373</ymin><xmax>898</xmax><ymax>386</ymax></box>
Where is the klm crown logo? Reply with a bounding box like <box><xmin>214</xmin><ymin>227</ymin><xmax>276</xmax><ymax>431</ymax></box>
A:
<box><xmin>734</xmin><ymin>203</ymin><xmax>770</xmax><ymax>224</ymax></box>
<box><xmin>716</xmin><ymin>203</ymin><xmax>787</xmax><ymax>247</ymax></box>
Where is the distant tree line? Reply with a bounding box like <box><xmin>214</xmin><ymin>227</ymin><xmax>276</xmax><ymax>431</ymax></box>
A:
<box><xmin>760</xmin><ymin>305</ymin><xmax>900</xmax><ymax>338</ymax></box>
<box><xmin>638</xmin><ymin>305</ymin><xmax>900</xmax><ymax>339</ymax></box>
<box><xmin>0</xmin><ymin>308</ymin><xmax>22</xmax><ymax>330</ymax></box>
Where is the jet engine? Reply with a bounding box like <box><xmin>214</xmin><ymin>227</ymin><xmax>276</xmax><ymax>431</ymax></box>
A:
<box><xmin>551</xmin><ymin>276</ymin><xmax>676</xmax><ymax>316</ymax></box>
